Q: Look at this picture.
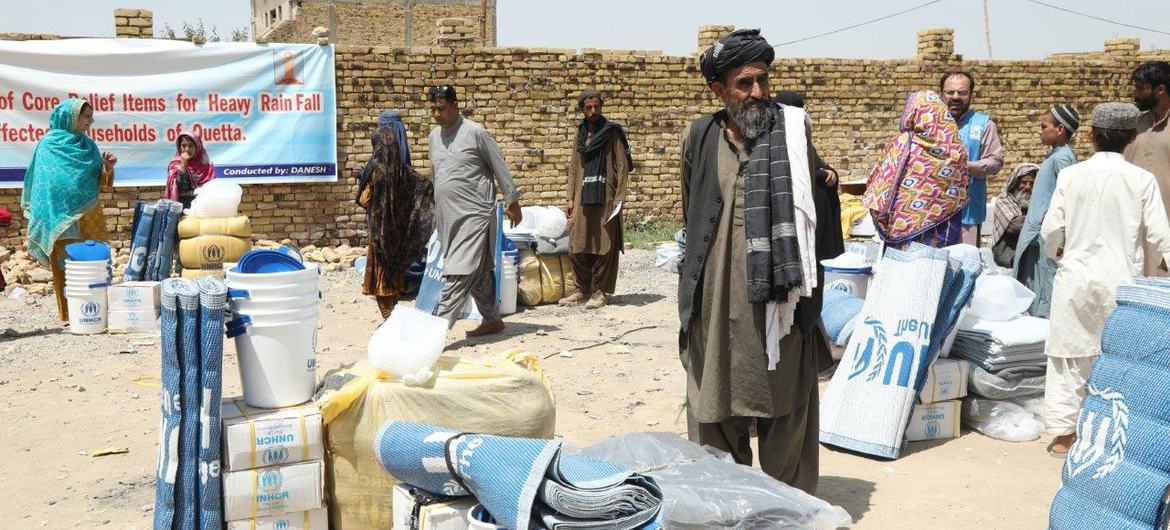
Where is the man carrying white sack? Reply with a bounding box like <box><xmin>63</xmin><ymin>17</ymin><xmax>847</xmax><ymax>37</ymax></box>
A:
<box><xmin>1041</xmin><ymin>102</ymin><xmax>1170</xmax><ymax>457</ymax></box>
<box><xmin>677</xmin><ymin>28</ymin><xmax>828</xmax><ymax>494</ymax></box>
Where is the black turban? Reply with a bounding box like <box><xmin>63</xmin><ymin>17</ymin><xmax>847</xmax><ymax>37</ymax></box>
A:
<box><xmin>700</xmin><ymin>28</ymin><xmax>775</xmax><ymax>86</ymax></box>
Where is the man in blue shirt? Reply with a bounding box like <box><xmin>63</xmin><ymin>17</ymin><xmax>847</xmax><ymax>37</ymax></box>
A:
<box><xmin>941</xmin><ymin>68</ymin><xmax>1005</xmax><ymax>247</ymax></box>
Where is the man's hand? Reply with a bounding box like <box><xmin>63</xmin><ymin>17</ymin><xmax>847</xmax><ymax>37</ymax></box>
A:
<box><xmin>825</xmin><ymin>168</ymin><xmax>839</xmax><ymax>187</ymax></box>
<box><xmin>505</xmin><ymin>202</ymin><xmax>523</xmax><ymax>228</ymax></box>
<box><xmin>565</xmin><ymin>201</ymin><xmax>574</xmax><ymax>219</ymax></box>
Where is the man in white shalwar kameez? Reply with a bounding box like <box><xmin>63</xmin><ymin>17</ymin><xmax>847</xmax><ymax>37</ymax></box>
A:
<box><xmin>1040</xmin><ymin>102</ymin><xmax>1170</xmax><ymax>457</ymax></box>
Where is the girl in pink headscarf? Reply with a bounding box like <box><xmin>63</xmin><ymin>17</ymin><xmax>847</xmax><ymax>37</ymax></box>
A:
<box><xmin>165</xmin><ymin>132</ymin><xmax>216</xmax><ymax>208</ymax></box>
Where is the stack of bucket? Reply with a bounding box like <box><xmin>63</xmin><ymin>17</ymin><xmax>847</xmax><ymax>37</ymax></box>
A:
<box><xmin>499</xmin><ymin>247</ymin><xmax>520</xmax><ymax>316</ymax></box>
<box><xmin>63</xmin><ymin>240</ymin><xmax>113</xmax><ymax>334</ymax></box>
<box><xmin>225</xmin><ymin>249</ymin><xmax>321</xmax><ymax>408</ymax></box>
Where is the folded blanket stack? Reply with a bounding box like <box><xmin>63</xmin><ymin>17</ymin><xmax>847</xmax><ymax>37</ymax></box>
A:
<box><xmin>951</xmin><ymin>315</ymin><xmax>1049</xmax><ymax>371</ymax></box>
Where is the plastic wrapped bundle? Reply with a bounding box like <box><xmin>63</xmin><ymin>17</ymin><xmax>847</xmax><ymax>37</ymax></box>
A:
<box><xmin>581</xmin><ymin>432</ymin><xmax>852</xmax><ymax>530</ymax></box>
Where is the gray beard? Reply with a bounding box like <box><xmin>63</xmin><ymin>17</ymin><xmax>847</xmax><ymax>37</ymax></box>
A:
<box><xmin>730</xmin><ymin>98</ymin><xmax>771</xmax><ymax>142</ymax></box>
<box><xmin>1012</xmin><ymin>190</ymin><xmax>1032</xmax><ymax>210</ymax></box>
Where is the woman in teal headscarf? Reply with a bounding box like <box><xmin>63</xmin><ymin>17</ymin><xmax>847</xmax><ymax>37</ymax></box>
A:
<box><xmin>20</xmin><ymin>98</ymin><xmax>117</xmax><ymax>321</ymax></box>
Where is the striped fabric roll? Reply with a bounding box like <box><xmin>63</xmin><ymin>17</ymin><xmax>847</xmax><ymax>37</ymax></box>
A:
<box><xmin>153</xmin><ymin>277</ymin><xmax>229</xmax><ymax>530</ymax></box>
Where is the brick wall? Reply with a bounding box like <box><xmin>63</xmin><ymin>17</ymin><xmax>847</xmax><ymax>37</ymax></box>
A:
<box><xmin>260</xmin><ymin>0</ymin><xmax>494</xmax><ymax>47</ymax></box>
<box><xmin>2</xmin><ymin>24</ymin><xmax>1169</xmax><ymax>250</ymax></box>
<box><xmin>114</xmin><ymin>8</ymin><xmax>153</xmax><ymax>38</ymax></box>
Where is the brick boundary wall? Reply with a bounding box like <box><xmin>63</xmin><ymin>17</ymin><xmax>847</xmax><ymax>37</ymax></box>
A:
<box><xmin>1</xmin><ymin>16</ymin><xmax>1168</xmax><ymax>251</ymax></box>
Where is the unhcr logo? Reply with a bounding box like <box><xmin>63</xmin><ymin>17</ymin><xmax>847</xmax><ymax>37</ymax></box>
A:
<box><xmin>274</xmin><ymin>520</ymin><xmax>290</xmax><ymax>530</ymax></box>
<box><xmin>203</xmin><ymin>244</ymin><xmax>225</xmax><ymax>264</ymax></box>
<box><xmin>81</xmin><ymin>301</ymin><xmax>100</xmax><ymax>317</ymax></box>
<box><xmin>263</xmin><ymin>446</ymin><xmax>290</xmax><ymax>465</ymax></box>
<box><xmin>259</xmin><ymin>470</ymin><xmax>282</xmax><ymax>492</ymax></box>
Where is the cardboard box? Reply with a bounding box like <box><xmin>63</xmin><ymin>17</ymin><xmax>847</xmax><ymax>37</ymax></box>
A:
<box><xmin>108</xmin><ymin>281</ymin><xmax>160</xmax><ymax>311</ymax></box>
<box><xmin>905</xmin><ymin>400</ymin><xmax>961</xmax><ymax>442</ymax></box>
<box><xmin>224</xmin><ymin>461</ymin><xmax>324</xmax><ymax>522</ymax></box>
<box><xmin>221</xmin><ymin>398</ymin><xmax>324</xmax><ymax>472</ymax></box>
<box><xmin>107</xmin><ymin>309</ymin><xmax>159</xmax><ymax>333</ymax></box>
<box><xmin>392</xmin><ymin>484</ymin><xmax>475</xmax><ymax>530</ymax></box>
<box><xmin>918</xmin><ymin>358</ymin><xmax>970</xmax><ymax>404</ymax></box>
<box><xmin>226</xmin><ymin>508</ymin><xmax>327</xmax><ymax>530</ymax></box>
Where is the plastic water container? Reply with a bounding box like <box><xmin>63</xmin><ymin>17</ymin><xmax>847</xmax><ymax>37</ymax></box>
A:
<box><xmin>190</xmin><ymin>179</ymin><xmax>243</xmax><ymax>218</ymax></box>
<box><xmin>66</xmin><ymin>286</ymin><xmax>108</xmax><ymax>334</ymax></box>
<box><xmin>230</xmin><ymin>310</ymin><xmax>319</xmax><ymax>408</ymax></box>
<box><xmin>499</xmin><ymin>261</ymin><xmax>518</xmax><ymax>316</ymax></box>
<box><xmin>368</xmin><ymin>306</ymin><xmax>448</xmax><ymax>386</ymax></box>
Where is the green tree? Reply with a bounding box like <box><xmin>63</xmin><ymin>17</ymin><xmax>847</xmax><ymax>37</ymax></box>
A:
<box><xmin>158</xmin><ymin>19</ymin><xmax>249</xmax><ymax>43</ymax></box>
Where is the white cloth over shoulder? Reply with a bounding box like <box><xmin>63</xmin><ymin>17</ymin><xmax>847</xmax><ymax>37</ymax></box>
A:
<box><xmin>766</xmin><ymin>105</ymin><xmax>817</xmax><ymax>370</ymax></box>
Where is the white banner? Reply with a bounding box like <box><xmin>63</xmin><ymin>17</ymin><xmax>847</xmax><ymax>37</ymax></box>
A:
<box><xmin>0</xmin><ymin>38</ymin><xmax>337</xmax><ymax>188</ymax></box>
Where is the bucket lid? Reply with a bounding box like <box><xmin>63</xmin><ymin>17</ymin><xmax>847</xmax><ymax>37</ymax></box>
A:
<box><xmin>65</xmin><ymin>240</ymin><xmax>110</xmax><ymax>261</ymax></box>
<box><xmin>237</xmin><ymin>249</ymin><xmax>306</xmax><ymax>274</ymax></box>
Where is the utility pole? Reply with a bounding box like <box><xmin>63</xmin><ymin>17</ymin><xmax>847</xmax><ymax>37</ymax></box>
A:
<box><xmin>982</xmin><ymin>0</ymin><xmax>994</xmax><ymax>59</ymax></box>
<box><xmin>480</xmin><ymin>0</ymin><xmax>487</xmax><ymax>46</ymax></box>
<box><xmin>404</xmin><ymin>0</ymin><xmax>414</xmax><ymax>46</ymax></box>
<box><xmin>327</xmin><ymin>0</ymin><xmax>338</xmax><ymax>45</ymax></box>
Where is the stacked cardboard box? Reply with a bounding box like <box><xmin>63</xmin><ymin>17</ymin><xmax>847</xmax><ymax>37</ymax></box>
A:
<box><xmin>220</xmin><ymin>398</ymin><xmax>326</xmax><ymax>527</ymax></box>
<box><xmin>907</xmin><ymin>358</ymin><xmax>970</xmax><ymax>442</ymax></box>
<box><xmin>107</xmin><ymin>281</ymin><xmax>160</xmax><ymax>333</ymax></box>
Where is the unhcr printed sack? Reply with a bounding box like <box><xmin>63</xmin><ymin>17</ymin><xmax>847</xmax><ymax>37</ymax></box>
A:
<box><xmin>819</xmin><ymin>246</ymin><xmax>949</xmax><ymax>458</ymax></box>
<box><xmin>1049</xmin><ymin>281</ymin><xmax>1170</xmax><ymax>529</ymax></box>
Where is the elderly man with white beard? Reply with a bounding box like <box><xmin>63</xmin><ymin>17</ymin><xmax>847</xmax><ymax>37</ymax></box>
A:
<box><xmin>677</xmin><ymin>29</ymin><xmax>828</xmax><ymax>494</ymax></box>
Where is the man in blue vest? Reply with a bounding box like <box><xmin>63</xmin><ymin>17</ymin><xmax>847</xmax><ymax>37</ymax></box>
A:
<box><xmin>941</xmin><ymin>68</ymin><xmax>1005</xmax><ymax>246</ymax></box>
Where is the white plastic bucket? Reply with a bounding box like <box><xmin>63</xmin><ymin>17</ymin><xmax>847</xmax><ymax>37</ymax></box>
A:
<box><xmin>368</xmin><ymin>306</ymin><xmax>448</xmax><ymax>385</ymax></box>
<box><xmin>823</xmin><ymin>265</ymin><xmax>873</xmax><ymax>299</ymax></box>
<box><xmin>232</xmin><ymin>305</ymin><xmax>320</xmax><ymax>325</ymax></box>
<box><xmin>499</xmin><ymin>262</ymin><xmax>518</xmax><ymax>316</ymax></box>
<box><xmin>232</xmin><ymin>313</ymin><xmax>319</xmax><ymax>408</ymax></box>
<box><xmin>65</xmin><ymin>260</ymin><xmax>111</xmax><ymax>272</ymax></box>
<box><xmin>66</xmin><ymin>287</ymin><xmax>108</xmax><ymax>335</ymax></box>
<box><xmin>226</xmin><ymin>263</ymin><xmax>319</xmax><ymax>286</ymax></box>
<box><xmin>226</xmin><ymin>281</ymin><xmax>319</xmax><ymax>300</ymax></box>
<box><xmin>230</xmin><ymin>292</ymin><xmax>321</xmax><ymax>314</ymax></box>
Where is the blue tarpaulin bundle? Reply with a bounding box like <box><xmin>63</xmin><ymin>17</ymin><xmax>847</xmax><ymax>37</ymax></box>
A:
<box><xmin>374</xmin><ymin>421</ymin><xmax>662</xmax><ymax>530</ymax></box>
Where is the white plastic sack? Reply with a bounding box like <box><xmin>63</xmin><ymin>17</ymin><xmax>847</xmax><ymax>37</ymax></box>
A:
<box><xmin>961</xmin><ymin>396</ymin><xmax>1045</xmax><ymax>442</ymax></box>
<box><xmin>655</xmin><ymin>243</ymin><xmax>681</xmax><ymax>274</ymax></box>
<box><xmin>531</xmin><ymin>206</ymin><xmax>568</xmax><ymax>239</ymax></box>
<box><xmin>943</xmin><ymin>243</ymin><xmax>996</xmax><ymax>271</ymax></box>
<box><xmin>367</xmin><ymin>307</ymin><xmax>448</xmax><ymax>385</ymax></box>
<box><xmin>967</xmin><ymin>274</ymin><xmax>1035</xmax><ymax>321</ymax></box>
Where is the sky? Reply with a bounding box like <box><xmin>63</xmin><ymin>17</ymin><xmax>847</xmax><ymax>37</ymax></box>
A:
<box><xmin>1</xmin><ymin>0</ymin><xmax>1169</xmax><ymax>59</ymax></box>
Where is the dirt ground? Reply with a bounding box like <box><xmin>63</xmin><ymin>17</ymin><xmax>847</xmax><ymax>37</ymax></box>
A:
<box><xmin>0</xmin><ymin>249</ymin><xmax>1062</xmax><ymax>529</ymax></box>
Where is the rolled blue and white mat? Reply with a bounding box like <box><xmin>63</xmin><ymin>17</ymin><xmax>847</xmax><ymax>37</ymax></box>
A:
<box><xmin>374</xmin><ymin>421</ymin><xmax>662</xmax><ymax>530</ymax></box>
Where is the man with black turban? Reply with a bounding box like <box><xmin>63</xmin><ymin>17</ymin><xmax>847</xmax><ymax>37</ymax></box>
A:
<box><xmin>678</xmin><ymin>28</ymin><xmax>829</xmax><ymax>493</ymax></box>
<box><xmin>561</xmin><ymin>89</ymin><xmax>632</xmax><ymax>309</ymax></box>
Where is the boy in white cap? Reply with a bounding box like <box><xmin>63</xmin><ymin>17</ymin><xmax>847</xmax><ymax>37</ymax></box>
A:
<box><xmin>1041</xmin><ymin>102</ymin><xmax>1170</xmax><ymax>457</ymax></box>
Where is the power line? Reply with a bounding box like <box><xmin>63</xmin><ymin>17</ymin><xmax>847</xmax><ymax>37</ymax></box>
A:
<box><xmin>1024</xmin><ymin>0</ymin><xmax>1170</xmax><ymax>38</ymax></box>
<box><xmin>772</xmin><ymin>0</ymin><xmax>947</xmax><ymax>48</ymax></box>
